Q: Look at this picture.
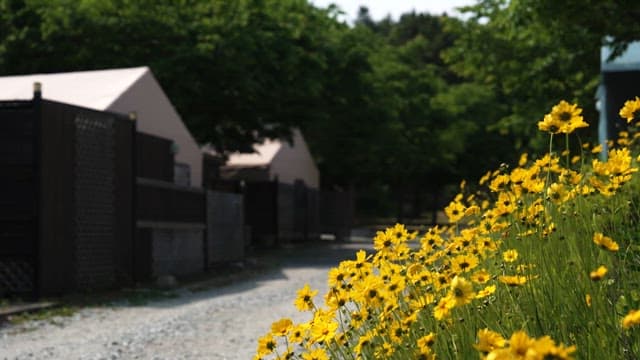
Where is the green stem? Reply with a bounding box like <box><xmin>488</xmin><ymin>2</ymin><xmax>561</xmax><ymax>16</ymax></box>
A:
<box><xmin>565</xmin><ymin>133</ymin><xmax>570</xmax><ymax>169</ymax></box>
<box><xmin>545</xmin><ymin>134</ymin><xmax>554</xmax><ymax>201</ymax></box>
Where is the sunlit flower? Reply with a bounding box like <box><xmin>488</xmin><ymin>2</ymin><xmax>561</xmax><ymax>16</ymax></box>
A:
<box><xmin>433</xmin><ymin>296</ymin><xmax>456</xmax><ymax>320</ymax></box>
<box><xmin>474</xmin><ymin>328</ymin><xmax>506</xmax><ymax>354</ymax></box>
<box><xmin>547</xmin><ymin>182</ymin><xmax>571</xmax><ymax>203</ymax></box>
<box><xmin>589</xmin><ymin>265</ymin><xmax>608</xmax><ymax>281</ymax></box>
<box><xmin>538</xmin><ymin>100</ymin><xmax>588</xmax><ymax>134</ymax></box>
<box><xmin>619</xmin><ymin>96</ymin><xmax>640</xmax><ymax>123</ymax></box>
<box><xmin>622</xmin><ymin>309</ymin><xmax>640</xmax><ymax>329</ymax></box>
<box><xmin>449</xmin><ymin>275</ymin><xmax>475</xmax><ymax>306</ymax></box>
<box><xmin>499</xmin><ymin>275</ymin><xmax>527</xmax><ymax>287</ymax></box>
<box><xmin>417</xmin><ymin>332</ymin><xmax>436</xmax><ymax>353</ymax></box>
<box><xmin>451</xmin><ymin>253</ymin><xmax>479</xmax><ymax>273</ymax></box>
<box><xmin>354</xmin><ymin>331</ymin><xmax>374</xmax><ymax>355</ymax></box>
<box><xmin>489</xmin><ymin>174</ymin><xmax>510</xmax><ymax>193</ymax></box>
<box><xmin>288</xmin><ymin>323</ymin><xmax>307</xmax><ymax>344</ymax></box>
<box><xmin>592</xmin><ymin>233</ymin><xmax>619</xmax><ymax>252</ymax></box>
<box><xmin>310</xmin><ymin>311</ymin><xmax>338</xmax><ymax>343</ymax></box>
<box><xmin>445</xmin><ymin>200</ymin><xmax>466</xmax><ymax>223</ymax></box>
<box><xmin>518</xmin><ymin>153</ymin><xmax>528</xmax><ymax>167</ymax></box>
<box><xmin>271</xmin><ymin>318</ymin><xmax>293</xmax><ymax>337</ymax></box>
<box><xmin>302</xmin><ymin>348</ymin><xmax>329</xmax><ymax>360</ymax></box>
<box><xmin>502</xmin><ymin>249</ymin><xmax>519</xmax><ymax>263</ymax></box>
<box><xmin>476</xmin><ymin>285</ymin><xmax>496</xmax><ymax>299</ymax></box>
<box><xmin>256</xmin><ymin>334</ymin><xmax>277</xmax><ymax>357</ymax></box>
<box><xmin>294</xmin><ymin>284</ymin><xmax>318</xmax><ymax>311</ymax></box>
<box><xmin>506</xmin><ymin>330</ymin><xmax>537</xmax><ymax>358</ymax></box>
<box><xmin>471</xmin><ymin>269</ymin><xmax>492</xmax><ymax>284</ymax></box>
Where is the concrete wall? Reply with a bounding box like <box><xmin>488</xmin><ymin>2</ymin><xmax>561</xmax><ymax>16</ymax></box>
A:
<box><xmin>108</xmin><ymin>71</ymin><xmax>203</xmax><ymax>187</ymax></box>
<box><xmin>269</xmin><ymin>129</ymin><xmax>319</xmax><ymax>189</ymax></box>
<box><xmin>151</xmin><ymin>228</ymin><xmax>204</xmax><ymax>277</ymax></box>
<box><xmin>206</xmin><ymin>191</ymin><xmax>245</xmax><ymax>264</ymax></box>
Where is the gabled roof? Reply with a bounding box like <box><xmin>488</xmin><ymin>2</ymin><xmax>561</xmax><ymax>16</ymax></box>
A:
<box><xmin>0</xmin><ymin>67</ymin><xmax>148</xmax><ymax>110</ymax></box>
<box><xmin>224</xmin><ymin>138</ymin><xmax>283</xmax><ymax>167</ymax></box>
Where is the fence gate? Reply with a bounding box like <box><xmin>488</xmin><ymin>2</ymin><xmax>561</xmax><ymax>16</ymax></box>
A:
<box><xmin>0</xmin><ymin>102</ymin><xmax>38</xmax><ymax>297</ymax></box>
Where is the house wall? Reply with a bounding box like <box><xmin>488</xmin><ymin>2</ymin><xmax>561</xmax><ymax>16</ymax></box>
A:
<box><xmin>108</xmin><ymin>71</ymin><xmax>202</xmax><ymax>187</ymax></box>
<box><xmin>269</xmin><ymin>129</ymin><xmax>319</xmax><ymax>189</ymax></box>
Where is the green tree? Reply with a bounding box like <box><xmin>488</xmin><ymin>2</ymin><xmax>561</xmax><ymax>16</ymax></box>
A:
<box><xmin>443</xmin><ymin>0</ymin><xmax>630</xmax><ymax>153</ymax></box>
<box><xmin>0</xmin><ymin>0</ymin><xmax>341</xmax><ymax>153</ymax></box>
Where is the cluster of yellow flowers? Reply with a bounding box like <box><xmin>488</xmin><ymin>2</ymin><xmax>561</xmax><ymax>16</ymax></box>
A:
<box><xmin>255</xmin><ymin>98</ymin><xmax>640</xmax><ymax>359</ymax></box>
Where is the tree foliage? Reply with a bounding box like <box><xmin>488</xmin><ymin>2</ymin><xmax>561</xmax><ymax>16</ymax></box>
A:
<box><xmin>3</xmin><ymin>0</ymin><xmax>631</xmax><ymax>218</ymax></box>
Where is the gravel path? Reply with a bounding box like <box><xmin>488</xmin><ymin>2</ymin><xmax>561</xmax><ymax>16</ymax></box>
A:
<box><xmin>0</xmin><ymin>242</ymin><xmax>372</xmax><ymax>360</ymax></box>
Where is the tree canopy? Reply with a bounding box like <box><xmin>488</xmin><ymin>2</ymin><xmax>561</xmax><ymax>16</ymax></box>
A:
<box><xmin>1</xmin><ymin>0</ymin><xmax>637</xmax><ymax>218</ymax></box>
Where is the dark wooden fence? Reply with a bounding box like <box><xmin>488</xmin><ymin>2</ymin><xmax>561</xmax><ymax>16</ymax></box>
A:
<box><xmin>134</xmin><ymin>178</ymin><xmax>206</xmax><ymax>281</ymax></box>
<box><xmin>0</xmin><ymin>98</ymin><xmax>135</xmax><ymax>297</ymax></box>
<box><xmin>0</xmin><ymin>101</ymin><xmax>38</xmax><ymax>297</ymax></box>
<box><xmin>1</xmin><ymin>97</ymin><xmax>353</xmax><ymax>298</ymax></box>
<box><xmin>244</xmin><ymin>180</ymin><xmax>350</xmax><ymax>248</ymax></box>
<box><xmin>206</xmin><ymin>191</ymin><xmax>245</xmax><ymax>265</ymax></box>
<box><xmin>136</xmin><ymin>132</ymin><xmax>173</xmax><ymax>182</ymax></box>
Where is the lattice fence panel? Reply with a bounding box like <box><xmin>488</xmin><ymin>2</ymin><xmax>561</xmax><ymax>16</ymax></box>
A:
<box><xmin>0</xmin><ymin>259</ymin><xmax>34</xmax><ymax>295</ymax></box>
<box><xmin>74</xmin><ymin>114</ymin><xmax>116</xmax><ymax>290</ymax></box>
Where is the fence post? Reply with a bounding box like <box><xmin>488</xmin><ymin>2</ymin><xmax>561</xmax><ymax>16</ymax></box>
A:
<box><xmin>33</xmin><ymin>82</ymin><xmax>42</xmax><ymax>298</ymax></box>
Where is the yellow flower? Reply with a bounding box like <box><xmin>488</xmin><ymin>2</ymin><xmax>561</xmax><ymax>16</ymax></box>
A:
<box><xmin>589</xmin><ymin>265</ymin><xmax>608</xmax><ymax>281</ymax></box>
<box><xmin>471</xmin><ymin>269</ymin><xmax>491</xmax><ymax>284</ymax></box>
<box><xmin>349</xmin><ymin>308</ymin><xmax>368</xmax><ymax>328</ymax></box>
<box><xmin>489</xmin><ymin>174</ymin><xmax>510</xmax><ymax>192</ymax></box>
<box><xmin>294</xmin><ymin>284</ymin><xmax>318</xmax><ymax>311</ymax></box>
<box><xmin>518</xmin><ymin>153</ymin><xmax>528</xmax><ymax>167</ymax></box>
<box><xmin>533</xmin><ymin>336</ymin><xmax>577</xmax><ymax>359</ymax></box>
<box><xmin>622</xmin><ymin>309</ymin><xmax>640</xmax><ymax>329</ymax></box>
<box><xmin>310</xmin><ymin>312</ymin><xmax>338</xmax><ymax>344</ymax></box>
<box><xmin>433</xmin><ymin>296</ymin><xmax>456</xmax><ymax>320</ymax></box>
<box><xmin>506</xmin><ymin>330</ymin><xmax>537</xmax><ymax>358</ymax></box>
<box><xmin>445</xmin><ymin>200</ymin><xmax>466</xmax><ymax>223</ymax></box>
<box><xmin>288</xmin><ymin>323</ymin><xmax>307</xmax><ymax>343</ymax></box>
<box><xmin>499</xmin><ymin>275</ymin><xmax>527</xmax><ymax>287</ymax></box>
<box><xmin>271</xmin><ymin>318</ymin><xmax>293</xmax><ymax>337</ymax></box>
<box><xmin>354</xmin><ymin>331</ymin><xmax>374</xmax><ymax>355</ymax></box>
<box><xmin>494</xmin><ymin>191</ymin><xmax>517</xmax><ymax>216</ymax></box>
<box><xmin>474</xmin><ymin>328</ymin><xmax>506</xmax><ymax>354</ymax></box>
<box><xmin>327</xmin><ymin>267</ymin><xmax>348</xmax><ymax>288</ymax></box>
<box><xmin>571</xmin><ymin>155</ymin><xmax>581</xmax><ymax>164</ymax></box>
<box><xmin>591</xmin><ymin>143</ymin><xmax>603</xmax><ymax>154</ymax></box>
<box><xmin>417</xmin><ymin>332</ymin><xmax>436</xmax><ymax>353</ymax></box>
<box><xmin>502</xmin><ymin>249</ymin><xmax>519</xmax><ymax>263</ymax></box>
<box><xmin>547</xmin><ymin>182</ymin><xmax>571</xmax><ymax>203</ymax></box>
<box><xmin>538</xmin><ymin>100</ymin><xmax>588</xmax><ymax>134</ymax></box>
<box><xmin>256</xmin><ymin>333</ymin><xmax>277</xmax><ymax>357</ymax></box>
<box><xmin>374</xmin><ymin>343</ymin><xmax>395</xmax><ymax>358</ymax></box>
<box><xmin>449</xmin><ymin>275</ymin><xmax>475</xmax><ymax>306</ymax></box>
<box><xmin>451</xmin><ymin>253</ymin><xmax>479</xmax><ymax>273</ymax></box>
<box><xmin>585</xmin><ymin>294</ymin><xmax>592</xmax><ymax>307</ymax></box>
<box><xmin>619</xmin><ymin>96</ymin><xmax>640</xmax><ymax>123</ymax></box>
<box><xmin>354</xmin><ymin>275</ymin><xmax>387</xmax><ymax>308</ymax></box>
<box><xmin>538</xmin><ymin>113</ymin><xmax>565</xmax><ymax>134</ymax></box>
<box><xmin>593</xmin><ymin>148</ymin><xmax>638</xmax><ymax>178</ymax></box>
<box><xmin>592</xmin><ymin>232</ymin><xmax>619</xmax><ymax>252</ymax></box>
<box><xmin>476</xmin><ymin>285</ymin><xmax>497</xmax><ymax>299</ymax></box>
<box><xmin>302</xmin><ymin>348</ymin><xmax>329</xmax><ymax>360</ymax></box>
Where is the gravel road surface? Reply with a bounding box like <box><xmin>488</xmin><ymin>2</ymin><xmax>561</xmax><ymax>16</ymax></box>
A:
<box><xmin>0</xmin><ymin>242</ymin><xmax>372</xmax><ymax>360</ymax></box>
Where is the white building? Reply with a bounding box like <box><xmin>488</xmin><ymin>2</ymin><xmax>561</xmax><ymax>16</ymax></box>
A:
<box><xmin>214</xmin><ymin>128</ymin><xmax>320</xmax><ymax>189</ymax></box>
<box><xmin>0</xmin><ymin>67</ymin><xmax>202</xmax><ymax>187</ymax></box>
